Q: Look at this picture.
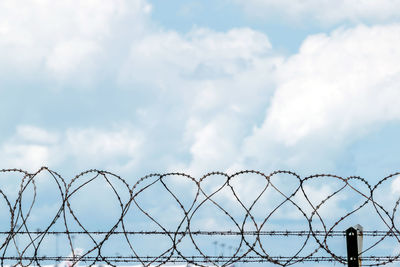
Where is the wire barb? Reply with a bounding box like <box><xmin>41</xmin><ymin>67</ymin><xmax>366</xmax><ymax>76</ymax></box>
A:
<box><xmin>0</xmin><ymin>168</ymin><xmax>400</xmax><ymax>266</ymax></box>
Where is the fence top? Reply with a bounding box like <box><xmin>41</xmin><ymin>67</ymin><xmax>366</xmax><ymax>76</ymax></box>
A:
<box><xmin>0</xmin><ymin>167</ymin><xmax>399</xmax><ymax>266</ymax></box>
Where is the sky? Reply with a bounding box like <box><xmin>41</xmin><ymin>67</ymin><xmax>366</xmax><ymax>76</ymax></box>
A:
<box><xmin>1</xmin><ymin>0</ymin><xmax>400</xmax><ymax>266</ymax></box>
<box><xmin>2</xmin><ymin>0</ymin><xmax>400</xmax><ymax>179</ymax></box>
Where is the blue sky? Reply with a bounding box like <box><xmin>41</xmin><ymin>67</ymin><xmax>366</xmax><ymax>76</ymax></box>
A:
<box><xmin>1</xmin><ymin>0</ymin><xmax>400</xmax><ymax>179</ymax></box>
<box><xmin>1</xmin><ymin>0</ymin><xmax>400</xmax><ymax>265</ymax></box>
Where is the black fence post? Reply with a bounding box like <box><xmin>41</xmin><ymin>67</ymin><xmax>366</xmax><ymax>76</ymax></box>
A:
<box><xmin>346</xmin><ymin>225</ymin><xmax>363</xmax><ymax>267</ymax></box>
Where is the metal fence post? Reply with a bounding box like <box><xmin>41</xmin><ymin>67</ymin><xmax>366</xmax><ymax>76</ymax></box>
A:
<box><xmin>346</xmin><ymin>225</ymin><xmax>363</xmax><ymax>267</ymax></box>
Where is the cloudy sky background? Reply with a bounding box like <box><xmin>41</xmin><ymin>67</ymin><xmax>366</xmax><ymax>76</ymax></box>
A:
<box><xmin>2</xmin><ymin>0</ymin><xmax>400</xmax><ymax>178</ymax></box>
<box><xmin>1</xmin><ymin>0</ymin><xmax>400</xmax><ymax>265</ymax></box>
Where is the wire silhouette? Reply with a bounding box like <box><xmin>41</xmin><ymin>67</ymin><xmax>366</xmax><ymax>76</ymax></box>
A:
<box><xmin>0</xmin><ymin>167</ymin><xmax>400</xmax><ymax>266</ymax></box>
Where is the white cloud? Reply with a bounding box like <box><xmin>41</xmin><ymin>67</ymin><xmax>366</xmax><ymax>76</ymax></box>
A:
<box><xmin>0</xmin><ymin>6</ymin><xmax>283</xmax><ymax>174</ymax></box>
<box><xmin>3</xmin><ymin>1</ymin><xmax>400</xmax><ymax>184</ymax></box>
<box><xmin>45</xmin><ymin>40</ymin><xmax>101</xmax><ymax>77</ymax></box>
<box><xmin>16</xmin><ymin>125</ymin><xmax>59</xmax><ymax>144</ymax></box>
<box><xmin>1</xmin><ymin>143</ymin><xmax>51</xmax><ymax>171</ymax></box>
<box><xmin>0</xmin><ymin>125</ymin><xmax>144</xmax><ymax>172</ymax></box>
<box><xmin>65</xmin><ymin>127</ymin><xmax>143</xmax><ymax>167</ymax></box>
<box><xmin>391</xmin><ymin>175</ymin><xmax>400</xmax><ymax>195</ymax></box>
<box><xmin>164</xmin><ymin>25</ymin><xmax>400</xmax><ymax>175</ymax></box>
<box><xmin>233</xmin><ymin>0</ymin><xmax>400</xmax><ymax>25</ymax></box>
<box><xmin>122</xmin><ymin>27</ymin><xmax>281</xmax><ymax>174</ymax></box>
<box><xmin>179</xmin><ymin>116</ymin><xmax>243</xmax><ymax>175</ymax></box>
<box><xmin>121</xmin><ymin>28</ymin><xmax>274</xmax><ymax>87</ymax></box>
<box><xmin>242</xmin><ymin>24</ymin><xmax>400</xmax><ymax>171</ymax></box>
<box><xmin>0</xmin><ymin>0</ymin><xmax>150</xmax><ymax>80</ymax></box>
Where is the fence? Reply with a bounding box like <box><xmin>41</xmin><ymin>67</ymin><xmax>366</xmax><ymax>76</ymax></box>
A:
<box><xmin>0</xmin><ymin>167</ymin><xmax>399</xmax><ymax>266</ymax></box>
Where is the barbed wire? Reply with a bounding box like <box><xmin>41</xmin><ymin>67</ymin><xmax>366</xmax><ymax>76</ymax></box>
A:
<box><xmin>0</xmin><ymin>230</ymin><xmax>397</xmax><ymax>236</ymax></box>
<box><xmin>0</xmin><ymin>167</ymin><xmax>400</xmax><ymax>266</ymax></box>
